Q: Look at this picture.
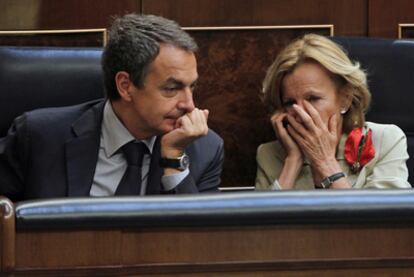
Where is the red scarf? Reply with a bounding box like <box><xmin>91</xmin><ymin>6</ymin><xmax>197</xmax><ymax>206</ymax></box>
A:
<box><xmin>344</xmin><ymin>127</ymin><xmax>375</xmax><ymax>173</ymax></box>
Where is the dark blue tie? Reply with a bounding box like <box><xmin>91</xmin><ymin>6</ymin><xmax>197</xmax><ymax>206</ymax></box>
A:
<box><xmin>115</xmin><ymin>142</ymin><xmax>147</xmax><ymax>195</ymax></box>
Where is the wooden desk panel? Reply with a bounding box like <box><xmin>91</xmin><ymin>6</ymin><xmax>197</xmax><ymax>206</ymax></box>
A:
<box><xmin>4</xmin><ymin>191</ymin><xmax>414</xmax><ymax>276</ymax></box>
<box><xmin>9</xmin><ymin>223</ymin><xmax>414</xmax><ymax>276</ymax></box>
<box><xmin>0</xmin><ymin>197</ymin><xmax>14</xmax><ymax>273</ymax></box>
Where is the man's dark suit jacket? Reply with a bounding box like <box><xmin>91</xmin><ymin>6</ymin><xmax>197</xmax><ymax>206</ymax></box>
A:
<box><xmin>0</xmin><ymin>100</ymin><xmax>224</xmax><ymax>201</ymax></box>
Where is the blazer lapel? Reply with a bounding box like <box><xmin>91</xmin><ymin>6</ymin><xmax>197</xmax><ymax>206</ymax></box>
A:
<box><xmin>146</xmin><ymin>137</ymin><xmax>164</xmax><ymax>195</ymax></box>
<box><xmin>65</xmin><ymin>101</ymin><xmax>104</xmax><ymax>196</ymax></box>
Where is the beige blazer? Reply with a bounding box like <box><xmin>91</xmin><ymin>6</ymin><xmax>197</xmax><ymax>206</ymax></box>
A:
<box><xmin>255</xmin><ymin>122</ymin><xmax>411</xmax><ymax>189</ymax></box>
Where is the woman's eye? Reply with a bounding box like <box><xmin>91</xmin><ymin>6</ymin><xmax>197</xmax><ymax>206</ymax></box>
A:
<box><xmin>307</xmin><ymin>96</ymin><xmax>320</xmax><ymax>102</ymax></box>
<box><xmin>282</xmin><ymin>100</ymin><xmax>294</xmax><ymax>107</ymax></box>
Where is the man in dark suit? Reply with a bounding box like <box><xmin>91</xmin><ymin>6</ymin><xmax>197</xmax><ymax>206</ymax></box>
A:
<box><xmin>0</xmin><ymin>14</ymin><xmax>224</xmax><ymax>201</ymax></box>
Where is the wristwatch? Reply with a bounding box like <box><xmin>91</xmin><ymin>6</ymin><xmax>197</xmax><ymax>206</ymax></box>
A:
<box><xmin>316</xmin><ymin>172</ymin><xmax>346</xmax><ymax>189</ymax></box>
<box><xmin>159</xmin><ymin>153</ymin><xmax>190</xmax><ymax>171</ymax></box>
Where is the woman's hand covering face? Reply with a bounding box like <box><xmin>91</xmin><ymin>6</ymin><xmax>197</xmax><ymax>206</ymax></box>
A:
<box><xmin>285</xmin><ymin>100</ymin><xmax>340</xmax><ymax>168</ymax></box>
<box><xmin>271</xmin><ymin>111</ymin><xmax>302</xmax><ymax>160</ymax></box>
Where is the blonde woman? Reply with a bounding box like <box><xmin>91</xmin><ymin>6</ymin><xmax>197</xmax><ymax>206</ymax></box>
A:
<box><xmin>256</xmin><ymin>34</ymin><xmax>410</xmax><ymax>190</ymax></box>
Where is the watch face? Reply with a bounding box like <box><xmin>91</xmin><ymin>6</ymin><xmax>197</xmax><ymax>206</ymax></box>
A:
<box><xmin>180</xmin><ymin>154</ymin><xmax>190</xmax><ymax>170</ymax></box>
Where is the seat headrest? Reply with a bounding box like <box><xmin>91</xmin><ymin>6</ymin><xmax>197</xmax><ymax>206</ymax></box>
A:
<box><xmin>332</xmin><ymin>37</ymin><xmax>414</xmax><ymax>133</ymax></box>
<box><xmin>0</xmin><ymin>46</ymin><xmax>104</xmax><ymax>136</ymax></box>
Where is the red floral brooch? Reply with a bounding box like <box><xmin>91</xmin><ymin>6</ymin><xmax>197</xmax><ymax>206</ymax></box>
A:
<box><xmin>344</xmin><ymin>127</ymin><xmax>376</xmax><ymax>173</ymax></box>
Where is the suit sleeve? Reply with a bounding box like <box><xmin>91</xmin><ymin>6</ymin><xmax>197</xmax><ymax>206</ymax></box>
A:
<box><xmin>174</xmin><ymin>135</ymin><xmax>224</xmax><ymax>194</ymax></box>
<box><xmin>0</xmin><ymin>114</ymin><xmax>28</xmax><ymax>201</ymax></box>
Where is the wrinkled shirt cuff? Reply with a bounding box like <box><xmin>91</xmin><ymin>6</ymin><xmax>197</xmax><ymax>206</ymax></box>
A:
<box><xmin>161</xmin><ymin>168</ymin><xmax>190</xmax><ymax>191</ymax></box>
<box><xmin>270</xmin><ymin>179</ymin><xmax>282</xmax><ymax>190</ymax></box>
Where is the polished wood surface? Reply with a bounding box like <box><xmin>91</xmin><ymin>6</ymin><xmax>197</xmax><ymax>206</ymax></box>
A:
<box><xmin>369</xmin><ymin>0</ymin><xmax>414</xmax><ymax>38</ymax></box>
<box><xmin>4</xmin><ymin>223</ymin><xmax>414</xmax><ymax>276</ymax></box>
<box><xmin>0</xmin><ymin>0</ymin><xmax>367</xmax><ymax>36</ymax></box>
<box><xmin>142</xmin><ymin>0</ymin><xmax>367</xmax><ymax>36</ymax></box>
<box><xmin>0</xmin><ymin>197</ymin><xmax>15</xmax><ymax>272</ymax></box>
<box><xmin>2</xmin><ymin>1</ymin><xmax>414</xmax><ymax>38</ymax></box>
<box><xmin>0</xmin><ymin>0</ymin><xmax>141</xmax><ymax>30</ymax></box>
<box><xmin>0</xmin><ymin>29</ymin><xmax>106</xmax><ymax>47</ymax></box>
<box><xmin>399</xmin><ymin>24</ymin><xmax>414</xmax><ymax>39</ymax></box>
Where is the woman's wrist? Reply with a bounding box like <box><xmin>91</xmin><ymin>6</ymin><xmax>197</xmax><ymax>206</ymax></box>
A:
<box><xmin>311</xmin><ymin>158</ymin><xmax>352</xmax><ymax>189</ymax></box>
<box><xmin>312</xmin><ymin>157</ymin><xmax>342</xmax><ymax>179</ymax></box>
<box><xmin>329</xmin><ymin>177</ymin><xmax>352</xmax><ymax>189</ymax></box>
<box><xmin>286</xmin><ymin>153</ymin><xmax>303</xmax><ymax>164</ymax></box>
<box><xmin>278</xmin><ymin>155</ymin><xmax>303</xmax><ymax>189</ymax></box>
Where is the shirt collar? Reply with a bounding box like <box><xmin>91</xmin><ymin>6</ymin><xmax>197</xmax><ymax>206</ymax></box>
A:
<box><xmin>101</xmin><ymin>101</ymin><xmax>156</xmax><ymax>157</ymax></box>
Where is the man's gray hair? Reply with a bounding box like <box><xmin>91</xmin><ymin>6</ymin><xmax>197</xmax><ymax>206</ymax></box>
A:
<box><xmin>102</xmin><ymin>14</ymin><xmax>198</xmax><ymax>100</ymax></box>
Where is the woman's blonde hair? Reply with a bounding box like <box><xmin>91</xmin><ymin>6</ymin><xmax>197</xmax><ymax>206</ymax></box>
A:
<box><xmin>261</xmin><ymin>34</ymin><xmax>371</xmax><ymax>133</ymax></box>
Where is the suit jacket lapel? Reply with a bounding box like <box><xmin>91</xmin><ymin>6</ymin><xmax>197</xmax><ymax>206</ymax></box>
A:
<box><xmin>146</xmin><ymin>137</ymin><xmax>164</xmax><ymax>195</ymax></box>
<box><xmin>65</xmin><ymin>101</ymin><xmax>104</xmax><ymax>196</ymax></box>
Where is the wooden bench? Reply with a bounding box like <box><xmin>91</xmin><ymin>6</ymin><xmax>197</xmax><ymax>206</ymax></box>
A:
<box><xmin>2</xmin><ymin>190</ymin><xmax>414</xmax><ymax>276</ymax></box>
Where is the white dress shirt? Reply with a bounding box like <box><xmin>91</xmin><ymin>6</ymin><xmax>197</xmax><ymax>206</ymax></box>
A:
<box><xmin>90</xmin><ymin>101</ymin><xmax>188</xmax><ymax>196</ymax></box>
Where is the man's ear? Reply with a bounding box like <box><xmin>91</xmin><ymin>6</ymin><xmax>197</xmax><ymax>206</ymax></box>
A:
<box><xmin>115</xmin><ymin>71</ymin><xmax>133</xmax><ymax>102</ymax></box>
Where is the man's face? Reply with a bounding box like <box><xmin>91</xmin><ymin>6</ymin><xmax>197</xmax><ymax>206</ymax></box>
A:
<box><xmin>126</xmin><ymin>44</ymin><xmax>198</xmax><ymax>139</ymax></box>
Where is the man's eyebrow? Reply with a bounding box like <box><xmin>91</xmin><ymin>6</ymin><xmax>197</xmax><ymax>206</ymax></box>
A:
<box><xmin>163</xmin><ymin>78</ymin><xmax>185</xmax><ymax>87</ymax></box>
<box><xmin>163</xmin><ymin>77</ymin><xmax>198</xmax><ymax>87</ymax></box>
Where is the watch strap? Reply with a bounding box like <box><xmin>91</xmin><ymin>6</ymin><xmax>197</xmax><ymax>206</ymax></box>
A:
<box><xmin>159</xmin><ymin>157</ymin><xmax>181</xmax><ymax>168</ymax></box>
<box><xmin>317</xmin><ymin>172</ymin><xmax>346</xmax><ymax>189</ymax></box>
<box><xmin>159</xmin><ymin>154</ymin><xmax>189</xmax><ymax>171</ymax></box>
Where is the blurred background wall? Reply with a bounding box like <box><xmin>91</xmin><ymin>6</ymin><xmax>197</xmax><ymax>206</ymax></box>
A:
<box><xmin>0</xmin><ymin>0</ymin><xmax>413</xmax><ymax>38</ymax></box>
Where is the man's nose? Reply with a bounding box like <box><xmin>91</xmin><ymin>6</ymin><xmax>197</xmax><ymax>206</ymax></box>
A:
<box><xmin>178</xmin><ymin>88</ymin><xmax>195</xmax><ymax>112</ymax></box>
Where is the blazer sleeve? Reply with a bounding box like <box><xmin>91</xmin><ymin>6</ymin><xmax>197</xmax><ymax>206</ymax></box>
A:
<box><xmin>255</xmin><ymin>144</ymin><xmax>273</xmax><ymax>189</ymax></box>
<box><xmin>0</xmin><ymin>114</ymin><xmax>28</xmax><ymax>201</ymax></box>
<box><xmin>363</xmin><ymin>124</ymin><xmax>411</xmax><ymax>189</ymax></box>
<box><xmin>255</xmin><ymin>142</ymin><xmax>284</xmax><ymax>190</ymax></box>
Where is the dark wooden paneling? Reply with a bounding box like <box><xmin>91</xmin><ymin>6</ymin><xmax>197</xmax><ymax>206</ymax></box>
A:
<box><xmin>189</xmin><ymin>27</ymin><xmax>331</xmax><ymax>187</ymax></box>
<box><xmin>369</xmin><ymin>0</ymin><xmax>414</xmax><ymax>38</ymax></box>
<box><xmin>400</xmin><ymin>25</ymin><xmax>414</xmax><ymax>39</ymax></box>
<box><xmin>143</xmin><ymin>0</ymin><xmax>367</xmax><ymax>36</ymax></box>
<box><xmin>8</xmin><ymin>223</ymin><xmax>414</xmax><ymax>275</ymax></box>
<box><xmin>0</xmin><ymin>0</ymin><xmax>141</xmax><ymax>30</ymax></box>
<box><xmin>7</xmin><ymin>265</ymin><xmax>414</xmax><ymax>276</ymax></box>
<box><xmin>0</xmin><ymin>197</ymin><xmax>15</xmax><ymax>272</ymax></box>
<box><xmin>16</xmin><ymin>230</ymin><xmax>122</xmax><ymax>268</ymax></box>
<box><xmin>0</xmin><ymin>30</ymin><xmax>106</xmax><ymax>47</ymax></box>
